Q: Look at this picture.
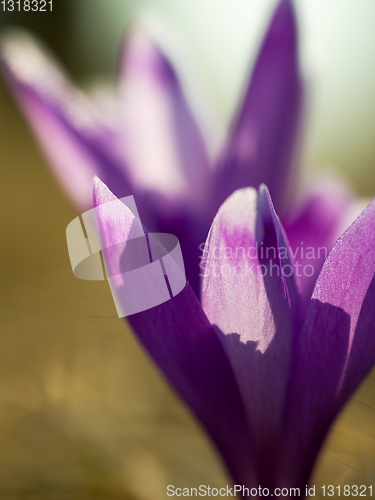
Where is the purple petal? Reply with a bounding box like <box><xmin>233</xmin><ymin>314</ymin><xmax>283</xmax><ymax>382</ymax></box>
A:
<box><xmin>117</xmin><ymin>28</ymin><xmax>212</xmax><ymax>213</ymax></box>
<box><xmin>117</xmin><ymin>28</ymin><xmax>216</xmax><ymax>297</ymax></box>
<box><xmin>139</xmin><ymin>196</ymin><xmax>212</xmax><ymax>303</ymax></box>
<box><xmin>282</xmin><ymin>196</ymin><xmax>375</xmax><ymax>488</ymax></box>
<box><xmin>201</xmin><ymin>186</ymin><xmax>299</xmax><ymax>487</ymax></box>
<box><xmin>282</xmin><ymin>176</ymin><xmax>354</xmax><ymax>305</ymax></box>
<box><xmin>0</xmin><ymin>31</ymin><xmax>131</xmax><ymax>211</ymax></box>
<box><xmin>93</xmin><ymin>177</ymin><xmax>255</xmax><ymax>487</ymax></box>
<box><xmin>214</xmin><ymin>0</ymin><xmax>301</xmax><ymax>213</ymax></box>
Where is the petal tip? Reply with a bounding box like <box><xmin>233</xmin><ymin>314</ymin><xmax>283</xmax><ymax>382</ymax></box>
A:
<box><xmin>258</xmin><ymin>184</ymin><xmax>274</xmax><ymax>216</ymax></box>
<box><xmin>119</xmin><ymin>25</ymin><xmax>176</xmax><ymax>86</ymax></box>
<box><xmin>93</xmin><ymin>176</ymin><xmax>117</xmax><ymax>208</ymax></box>
<box><xmin>272</xmin><ymin>0</ymin><xmax>297</xmax><ymax>44</ymax></box>
<box><xmin>258</xmin><ymin>183</ymin><xmax>270</xmax><ymax>197</ymax></box>
<box><xmin>0</xmin><ymin>29</ymin><xmax>58</xmax><ymax>87</ymax></box>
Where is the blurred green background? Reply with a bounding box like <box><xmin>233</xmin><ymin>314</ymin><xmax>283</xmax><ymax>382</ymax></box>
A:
<box><xmin>1</xmin><ymin>0</ymin><xmax>375</xmax><ymax>498</ymax></box>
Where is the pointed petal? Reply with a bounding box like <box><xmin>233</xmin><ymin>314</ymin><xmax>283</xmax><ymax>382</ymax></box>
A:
<box><xmin>0</xmin><ymin>31</ymin><xmax>131</xmax><ymax>211</ymax></box>
<box><xmin>117</xmin><ymin>28</ymin><xmax>211</xmax><ymax>212</ymax></box>
<box><xmin>202</xmin><ymin>185</ymin><xmax>299</xmax><ymax>487</ymax></box>
<box><xmin>93</xmin><ymin>177</ymin><xmax>255</xmax><ymax>486</ymax></box>
<box><xmin>215</xmin><ymin>0</ymin><xmax>302</xmax><ymax>213</ymax></box>
<box><xmin>282</xmin><ymin>196</ymin><xmax>375</xmax><ymax>487</ymax></box>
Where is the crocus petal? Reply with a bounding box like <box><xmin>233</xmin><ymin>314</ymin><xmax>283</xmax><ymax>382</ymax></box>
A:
<box><xmin>117</xmin><ymin>28</ymin><xmax>212</xmax><ymax>213</ymax></box>
<box><xmin>282</xmin><ymin>196</ymin><xmax>375</xmax><ymax>488</ymax></box>
<box><xmin>283</xmin><ymin>176</ymin><xmax>354</xmax><ymax>305</ymax></box>
<box><xmin>93</xmin><ymin>177</ymin><xmax>255</xmax><ymax>487</ymax></box>
<box><xmin>117</xmin><ymin>28</ymin><xmax>215</xmax><ymax>298</ymax></box>
<box><xmin>202</xmin><ymin>185</ymin><xmax>299</xmax><ymax>487</ymax></box>
<box><xmin>138</xmin><ymin>194</ymin><xmax>213</xmax><ymax>303</ymax></box>
<box><xmin>215</xmin><ymin>0</ymin><xmax>301</xmax><ymax>213</ymax></box>
<box><xmin>0</xmin><ymin>31</ymin><xmax>131</xmax><ymax>211</ymax></box>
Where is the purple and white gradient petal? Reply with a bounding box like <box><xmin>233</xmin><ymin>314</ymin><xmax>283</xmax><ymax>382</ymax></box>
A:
<box><xmin>202</xmin><ymin>186</ymin><xmax>299</xmax><ymax>488</ymax></box>
<box><xmin>117</xmin><ymin>28</ymin><xmax>212</xmax><ymax>214</ymax></box>
<box><xmin>215</xmin><ymin>0</ymin><xmax>302</xmax><ymax>215</ymax></box>
<box><xmin>93</xmin><ymin>177</ymin><xmax>255</xmax><ymax>487</ymax></box>
<box><xmin>0</xmin><ymin>31</ymin><xmax>131</xmax><ymax>211</ymax></box>
<box><xmin>282</xmin><ymin>196</ymin><xmax>375</xmax><ymax>488</ymax></box>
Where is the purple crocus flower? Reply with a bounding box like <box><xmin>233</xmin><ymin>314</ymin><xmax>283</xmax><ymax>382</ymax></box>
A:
<box><xmin>93</xmin><ymin>176</ymin><xmax>375</xmax><ymax>493</ymax></box>
<box><xmin>0</xmin><ymin>0</ymin><xmax>354</xmax><ymax>301</ymax></box>
<box><xmin>2</xmin><ymin>0</ymin><xmax>373</xmax><ymax>493</ymax></box>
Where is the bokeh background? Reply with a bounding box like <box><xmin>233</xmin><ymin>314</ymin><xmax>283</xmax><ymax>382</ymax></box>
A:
<box><xmin>1</xmin><ymin>0</ymin><xmax>375</xmax><ymax>498</ymax></box>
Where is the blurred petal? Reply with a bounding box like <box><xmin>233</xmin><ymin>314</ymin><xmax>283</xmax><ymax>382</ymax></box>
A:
<box><xmin>117</xmin><ymin>29</ymin><xmax>212</xmax><ymax>212</ymax></box>
<box><xmin>139</xmin><ymin>192</ymin><xmax>212</xmax><ymax>301</ymax></box>
<box><xmin>215</xmin><ymin>0</ymin><xmax>301</xmax><ymax>213</ymax></box>
<box><xmin>283</xmin><ymin>176</ymin><xmax>354</xmax><ymax>304</ymax></box>
<box><xmin>202</xmin><ymin>186</ymin><xmax>298</xmax><ymax>487</ymax></box>
<box><xmin>283</xmin><ymin>196</ymin><xmax>375</xmax><ymax>487</ymax></box>
<box><xmin>0</xmin><ymin>31</ymin><xmax>131</xmax><ymax>211</ymax></box>
<box><xmin>93</xmin><ymin>177</ymin><xmax>255</xmax><ymax>486</ymax></box>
